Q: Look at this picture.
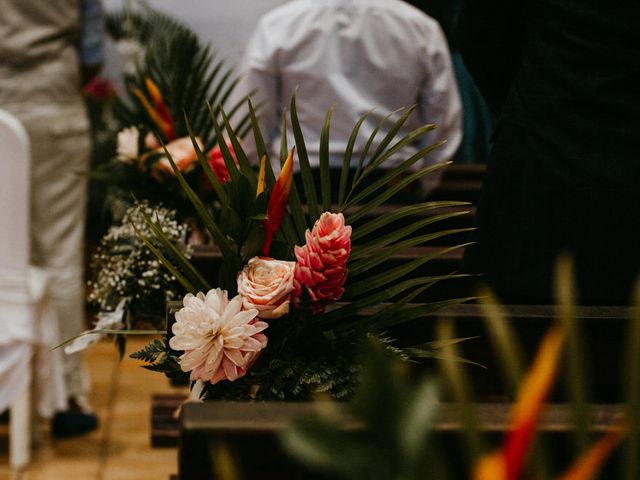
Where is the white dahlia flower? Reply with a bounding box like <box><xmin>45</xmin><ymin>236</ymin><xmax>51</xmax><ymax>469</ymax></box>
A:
<box><xmin>169</xmin><ymin>289</ymin><xmax>268</xmax><ymax>384</ymax></box>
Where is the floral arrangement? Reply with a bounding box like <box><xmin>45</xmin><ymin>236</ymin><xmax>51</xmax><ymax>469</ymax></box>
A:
<box><xmin>87</xmin><ymin>203</ymin><xmax>189</xmax><ymax>328</ymax></box>
<box><xmin>124</xmin><ymin>92</ymin><xmax>473</xmax><ymax>401</ymax></box>
<box><xmin>89</xmin><ymin>5</ymin><xmax>248</xmax><ymax>220</ymax></box>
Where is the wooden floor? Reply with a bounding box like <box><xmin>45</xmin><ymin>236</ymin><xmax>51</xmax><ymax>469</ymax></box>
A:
<box><xmin>0</xmin><ymin>337</ymin><xmax>187</xmax><ymax>480</ymax></box>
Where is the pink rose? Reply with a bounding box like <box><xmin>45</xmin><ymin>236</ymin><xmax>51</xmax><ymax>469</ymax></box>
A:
<box><xmin>237</xmin><ymin>257</ymin><xmax>296</xmax><ymax>319</ymax></box>
<box><xmin>294</xmin><ymin>212</ymin><xmax>352</xmax><ymax>311</ymax></box>
<box><xmin>152</xmin><ymin>136</ymin><xmax>202</xmax><ymax>178</ymax></box>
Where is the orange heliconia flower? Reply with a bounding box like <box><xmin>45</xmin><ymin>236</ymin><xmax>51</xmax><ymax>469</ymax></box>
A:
<box><xmin>473</xmin><ymin>326</ymin><xmax>565</xmax><ymax>480</ymax></box>
<box><xmin>261</xmin><ymin>148</ymin><xmax>294</xmax><ymax>256</ymax></box>
<box><xmin>134</xmin><ymin>78</ymin><xmax>175</xmax><ymax>140</ymax></box>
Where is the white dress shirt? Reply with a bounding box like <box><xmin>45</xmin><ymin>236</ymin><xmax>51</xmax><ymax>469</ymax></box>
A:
<box><xmin>234</xmin><ymin>0</ymin><xmax>462</xmax><ymax>195</ymax></box>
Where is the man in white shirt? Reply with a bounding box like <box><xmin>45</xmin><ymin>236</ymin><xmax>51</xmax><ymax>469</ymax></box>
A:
<box><xmin>234</xmin><ymin>0</ymin><xmax>462</xmax><ymax>197</ymax></box>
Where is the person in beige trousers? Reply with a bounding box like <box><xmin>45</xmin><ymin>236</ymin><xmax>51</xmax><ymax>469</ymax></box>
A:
<box><xmin>0</xmin><ymin>0</ymin><xmax>103</xmax><ymax>437</ymax></box>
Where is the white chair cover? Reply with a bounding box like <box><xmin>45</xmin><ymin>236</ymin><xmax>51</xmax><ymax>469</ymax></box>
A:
<box><xmin>0</xmin><ymin>109</ymin><xmax>67</xmax><ymax>437</ymax></box>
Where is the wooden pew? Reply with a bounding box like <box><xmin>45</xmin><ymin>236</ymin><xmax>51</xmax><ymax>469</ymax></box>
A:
<box><xmin>431</xmin><ymin>163</ymin><xmax>485</xmax><ymax>204</ymax></box>
<box><xmin>153</xmin><ymin>304</ymin><xmax>631</xmax><ymax>451</ymax></box>
<box><xmin>176</xmin><ymin>401</ymin><xmax>624</xmax><ymax>480</ymax></box>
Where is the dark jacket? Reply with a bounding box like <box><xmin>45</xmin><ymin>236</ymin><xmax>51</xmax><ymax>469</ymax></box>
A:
<box><xmin>459</xmin><ymin>0</ymin><xmax>640</xmax><ymax>304</ymax></box>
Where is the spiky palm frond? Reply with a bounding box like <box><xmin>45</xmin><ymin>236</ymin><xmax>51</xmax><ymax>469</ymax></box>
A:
<box><xmin>142</xmin><ymin>92</ymin><xmax>472</xmax><ymax>363</ymax></box>
<box><xmin>107</xmin><ymin>6</ymin><xmax>250</xmax><ymax>150</ymax></box>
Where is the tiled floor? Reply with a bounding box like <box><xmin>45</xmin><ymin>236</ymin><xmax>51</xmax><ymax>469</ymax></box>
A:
<box><xmin>0</xmin><ymin>337</ymin><xmax>186</xmax><ymax>480</ymax></box>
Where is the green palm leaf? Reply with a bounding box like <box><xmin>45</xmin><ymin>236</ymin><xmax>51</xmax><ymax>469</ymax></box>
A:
<box><xmin>319</xmin><ymin>107</ymin><xmax>334</xmax><ymax>211</ymax></box>
<box><xmin>353</xmin><ymin>106</ymin><xmax>416</xmax><ymax>188</ymax></box>
<box><xmin>137</xmin><ymin>206</ymin><xmax>210</xmax><ymax>292</ymax></box>
<box><xmin>345</xmin><ymin>141</ymin><xmax>445</xmax><ymax>209</ymax></box>
<box><xmin>345</xmin><ymin>247</ymin><xmax>470</xmax><ymax>301</ymax></box>
<box><xmin>346</xmin><ymin>162</ymin><xmax>450</xmax><ymax>224</ymax></box>
<box><xmin>279</xmin><ymin>111</ymin><xmax>308</xmax><ymax>241</ymax></box>
<box><xmin>184</xmin><ymin>114</ymin><xmax>229</xmax><ymax>205</ymax></box>
<box><xmin>290</xmin><ymin>93</ymin><xmax>320</xmax><ymax>221</ymax></box>
<box><xmin>350</xmin><ymin>201</ymin><xmax>469</xmax><ymax>241</ymax></box>
<box><xmin>338</xmin><ymin>111</ymin><xmax>370</xmax><ymax>208</ymax></box>
<box><xmin>107</xmin><ymin>6</ymin><xmax>251</xmax><ymax>151</ymax></box>
<box><xmin>350</xmin><ymin>211</ymin><xmax>472</xmax><ymax>258</ymax></box>
<box><xmin>160</xmin><ymin>141</ymin><xmax>237</xmax><ymax>260</ymax></box>
<box><xmin>130</xmin><ymin>221</ymin><xmax>196</xmax><ymax>294</ymax></box>
<box><xmin>349</xmin><ymin>236</ymin><xmax>472</xmax><ymax>277</ymax></box>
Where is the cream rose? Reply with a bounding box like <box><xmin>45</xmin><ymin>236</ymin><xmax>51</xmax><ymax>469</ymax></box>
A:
<box><xmin>237</xmin><ymin>257</ymin><xmax>296</xmax><ymax>319</ymax></box>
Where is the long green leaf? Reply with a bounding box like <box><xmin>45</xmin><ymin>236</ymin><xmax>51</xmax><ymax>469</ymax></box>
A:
<box><xmin>357</xmin><ymin>106</ymin><xmax>415</xmax><ymax>185</ymax></box>
<box><xmin>248</xmin><ymin>99</ymin><xmax>273</xmax><ymax>183</ymax></box>
<box><xmin>220</xmin><ymin>106</ymin><xmax>257</xmax><ymax>186</ymax></box>
<box><xmin>280</xmin><ymin>111</ymin><xmax>308</xmax><ymax>239</ymax></box>
<box><xmin>555</xmin><ymin>256</ymin><xmax>589</xmax><ymax>454</ymax></box>
<box><xmin>345</xmin><ymin>246</ymin><xmax>471</xmax><ymax>300</ymax></box>
<box><xmin>319</xmin><ymin>107</ymin><xmax>334</xmax><ymax>211</ymax></box>
<box><xmin>351</xmin><ymin>201</ymin><xmax>469</xmax><ymax>241</ymax></box>
<box><xmin>362</xmin><ymin>123</ymin><xmax>438</xmax><ymax>177</ymax></box>
<box><xmin>208</xmin><ymin>106</ymin><xmax>241</xmax><ymax>183</ymax></box>
<box><xmin>347</xmin><ymin>162</ymin><xmax>450</xmax><ymax>224</ymax></box>
<box><xmin>138</xmin><ymin>207</ymin><xmax>211</xmax><ymax>292</ymax></box>
<box><xmin>382</xmin><ymin>297</ymin><xmax>476</xmax><ymax>331</ymax></box>
<box><xmin>349</xmin><ymin>234</ymin><xmax>471</xmax><ymax>277</ymax></box>
<box><xmin>350</xmin><ymin>211</ymin><xmax>472</xmax><ymax>258</ymax></box>
<box><xmin>320</xmin><ymin>275</ymin><xmax>467</xmax><ymax>326</ymax></box>
<box><xmin>290</xmin><ymin>93</ymin><xmax>320</xmax><ymax>221</ymax></box>
<box><xmin>184</xmin><ymin>113</ymin><xmax>229</xmax><ymax>205</ymax></box>
<box><xmin>345</xmin><ymin>141</ymin><xmax>446</xmax><ymax>209</ymax></box>
<box><xmin>131</xmin><ymin>221</ymin><xmax>196</xmax><ymax>293</ymax></box>
<box><xmin>436</xmin><ymin>319</ymin><xmax>483</xmax><ymax>460</ymax></box>
<box><xmin>349</xmin><ymin>111</ymin><xmax>397</xmax><ymax>199</ymax></box>
<box><xmin>161</xmin><ymin>141</ymin><xmax>237</xmax><ymax>259</ymax></box>
<box><xmin>477</xmin><ymin>287</ymin><xmax>524</xmax><ymax>393</ymax></box>
<box><xmin>338</xmin><ymin>112</ymin><xmax>370</xmax><ymax>209</ymax></box>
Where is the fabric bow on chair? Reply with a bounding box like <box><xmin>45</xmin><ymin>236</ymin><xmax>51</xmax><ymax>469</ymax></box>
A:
<box><xmin>0</xmin><ymin>109</ymin><xmax>67</xmax><ymax>469</ymax></box>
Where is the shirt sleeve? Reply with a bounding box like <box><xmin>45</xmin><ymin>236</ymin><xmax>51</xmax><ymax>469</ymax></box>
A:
<box><xmin>418</xmin><ymin>23</ymin><xmax>463</xmax><ymax>195</ymax></box>
<box><xmin>80</xmin><ymin>0</ymin><xmax>105</xmax><ymax>66</ymax></box>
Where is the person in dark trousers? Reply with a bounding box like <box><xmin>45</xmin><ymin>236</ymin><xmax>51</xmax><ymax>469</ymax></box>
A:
<box><xmin>407</xmin><ymin>0</ymin><xmax>495</xmax><ymax>165</ymax></box>
<box><xmin>459</xmin><ymin>1</ymin><xmax>640</xmax><ymax>304</ymax></box>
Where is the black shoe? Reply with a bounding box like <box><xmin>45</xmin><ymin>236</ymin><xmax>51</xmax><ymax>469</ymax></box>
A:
<box><xmin>51</xmin><ymin>410</ymin><xmax>98</xmax><ymax>438</ymax></box>
<box><xmin>51</xmin><ymin>397</ymin><xmax>99</xmax><ymax>438</ymax></box>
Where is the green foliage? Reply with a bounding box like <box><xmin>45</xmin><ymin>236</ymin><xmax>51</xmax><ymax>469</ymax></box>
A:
<box><xmin>130</xmin><ymin>338</ymin><xmax>182</xmax><ymax>377</ymax></box>
<box><xmin>280</xmin><ymin>269</ymin><xmax>640</xmax><ymax>479</ymax></box>
<box><xmin>280</xmin><ymin>338</ymin><xmax>444</xmax><ymax>480</ymax></box>
<box><xmin>136</xmin><ymin>92</ymin><xmax>470</xmax><ymax>399</ymax></box>
<box><xmin>88</xmin><ymin>203</ymin><xmax>188</xmax><ymax>329</ymax></box>
<box><xmin>107</xmin><ymin>5</ymin><xmax>250</xmax><ymax>150</ymax></box>
<box><xmin>91</xmin><ymin>5</ymin><xmax>253</xmax><ymax>222</ymax></box>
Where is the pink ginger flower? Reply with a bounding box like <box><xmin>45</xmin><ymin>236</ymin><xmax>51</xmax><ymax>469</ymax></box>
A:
<box><xmin>169</xmin><ymin>289</ymin><xmax>268</xmax><ymax>384</ymax></box>
<box><xmin>294</xmin><ymin>212</ymin><xmax>352</xmax><ymax>312</ymax></box>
